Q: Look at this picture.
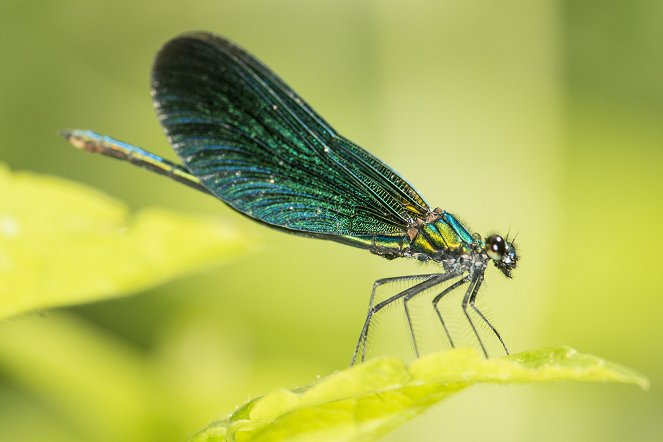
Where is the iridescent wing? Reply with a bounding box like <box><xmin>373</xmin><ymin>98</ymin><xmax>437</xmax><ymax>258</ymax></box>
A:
<box><xmin>152</xmin><ymin>32</ymin><xmax>430</xmax><ymax>238</ymax></box>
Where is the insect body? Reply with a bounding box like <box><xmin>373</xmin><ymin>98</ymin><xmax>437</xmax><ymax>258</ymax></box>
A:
<box><xmin>62</xmin><ymin>32</ymin><xmax>518</xmax><ymax>364</ymax></box>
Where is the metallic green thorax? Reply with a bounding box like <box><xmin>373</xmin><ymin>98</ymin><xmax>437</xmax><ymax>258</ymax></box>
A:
<box><xmin>336</xmin><ymin>210</ymin><xmax>476</xmax><ymax>261</ymax></box>
<box><xmin>411</xmin><ymin>213</ymin><xmax>474</xmax><ymax>256</ymax></box>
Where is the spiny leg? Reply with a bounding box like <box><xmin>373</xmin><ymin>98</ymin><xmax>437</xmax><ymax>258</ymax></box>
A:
<box><xmin>351</xmin><ymin>272</ymin><xmax>458</xmax><ymax>365</ymax></box>
<box><xmin>356</xmin><ymin>274</ymin><xmax>441</xmax><ymax>364</ymax></box>
<box><xmin>402</xmin><ymin>272</ymin><xmax>463</xmax><ymax>357</ymax></box>
<box><xmin>432</xmin><ymin>275</ymin><xmax>471</xmax><ymax>349</ymax></box>
<box><xmin>469</xmin><ymin>278</ymin><xmax>509</xmax><ymax>355</ymax></box>
<box><xmin>353</xmin><ymin>274</ymin><xmax>439</xmax><ymax>365</ymax></box>
<box><xmin>462</xmin><ymin>273</ymin><xmax>488</xmax><ymax>358</ymax></box>
<box><xmin>403</xmin><ymin>293</ymin><xmax>419</xmax><ymax>357</ymax></box>
<box><xmin>365</xmin><ymin>274</ymin><xmax>443</xmax><ymax>311</ymax></box>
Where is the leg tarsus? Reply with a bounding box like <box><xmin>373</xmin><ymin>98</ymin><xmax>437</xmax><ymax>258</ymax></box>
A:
<box><xmin>403</xmin><ymin>294</ymin><xmax>419</xmax><ymax>357</ymax></box>
<box><xmin>462</xmin><ymin>274</ymin><xmax>489</xmax><ymax>358</ymax></box>
<box><xmin>469</xmin><ymin>285</ymin><xmax>509</xmax><ymax>355</ymax></box>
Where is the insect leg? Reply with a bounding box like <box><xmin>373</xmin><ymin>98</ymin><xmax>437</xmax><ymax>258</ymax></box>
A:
<box><xmin>469</xmin><ymin>278</ymin><xmax>509</xmax><ymax>355</ymax></box>
<box><xmin>431</xmin><ymin>274</ymin><xmax>471</xmax><ymax>349</ymax></box>
<box><xmin>351</xmin><ymin>272</ymin><xmax>458</xmax><ymax>365</ymax></box>
<box><xmin>462</xmin><ymin>273</ymin><xmax>489</xmax><ymax>358</ymax></box>
<box><xmin>402</xmin><ymin>272</ymin><xmax>462</xmax><ymax>358</ymax></box>
<box><xmin>352</xmin><ymin>274</ymin><xmax>440</xmax><ymax>365</ymax></box>
<box><xmin>367</xmin><ymin>274</ymin><xmax>444</xmax><ymax>311</ymax></box>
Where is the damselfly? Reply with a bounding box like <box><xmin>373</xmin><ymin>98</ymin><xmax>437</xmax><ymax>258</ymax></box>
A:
<box><xmin>61</xmin><ymin>32</ymin><xmax>518</xmax><ymax>364</ymax></box>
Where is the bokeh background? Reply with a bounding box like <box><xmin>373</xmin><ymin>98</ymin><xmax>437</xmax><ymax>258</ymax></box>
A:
<box><xmin>1</xmin><ymin>0</ymin><xmax>661</xmax><ymax>441</ymax></box>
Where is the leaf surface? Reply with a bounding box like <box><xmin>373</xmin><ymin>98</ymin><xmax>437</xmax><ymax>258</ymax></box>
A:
<box><xmin>193</xmin><ymin>347</ymin><xmax>648</xmax><ymax>442</ymax></box>
<box><xmin>0</xmin><ymin>165</ymin><xmax>252</xmax><ymax>320</ymax></box>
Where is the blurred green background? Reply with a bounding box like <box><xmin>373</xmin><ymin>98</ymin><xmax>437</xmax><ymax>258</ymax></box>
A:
<box><xmin>1</xmin><ymin>0</ymin><xmax>661</xmax><ymax>441</ymax></box>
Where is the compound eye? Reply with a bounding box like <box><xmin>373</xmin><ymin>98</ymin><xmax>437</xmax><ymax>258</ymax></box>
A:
<box><xmin>486</xmin><ymin>235</ymin><xmax>506</xmax><ymax>261</ymax></box>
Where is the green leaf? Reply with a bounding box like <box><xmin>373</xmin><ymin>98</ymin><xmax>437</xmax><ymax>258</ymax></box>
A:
<box><xmin>192</xmin><ymin>347</ymin><xmax>648</xmax><ymax>442</ymax></box>
<box><xmin>0</xmin><ymin>165</ymin><xmax>254</xmax><ymax>320</ymax></box>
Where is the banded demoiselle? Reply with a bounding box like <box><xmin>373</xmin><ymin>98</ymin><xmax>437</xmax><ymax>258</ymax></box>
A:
<box><xmin>61</xmin><ymin>32</ymin><xmax>518</xmax><ymax>364</ymax></box>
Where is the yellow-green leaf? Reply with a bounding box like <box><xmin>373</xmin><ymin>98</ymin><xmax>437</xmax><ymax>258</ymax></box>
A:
<box><xmin>0</xmin><ymin>165</ymin><xmax>253</xmax><ymax>320</ymax></box>
<box><xmin>192</xmin><ymin>347</ymin><xmax>648</xmax><ymax>442</ymax></box>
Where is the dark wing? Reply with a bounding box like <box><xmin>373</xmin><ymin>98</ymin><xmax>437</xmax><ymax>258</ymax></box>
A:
<box><xmin>152</xmin><ymin>32</ymin><xmax>430</xmax><ymax>238</ymax></box>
